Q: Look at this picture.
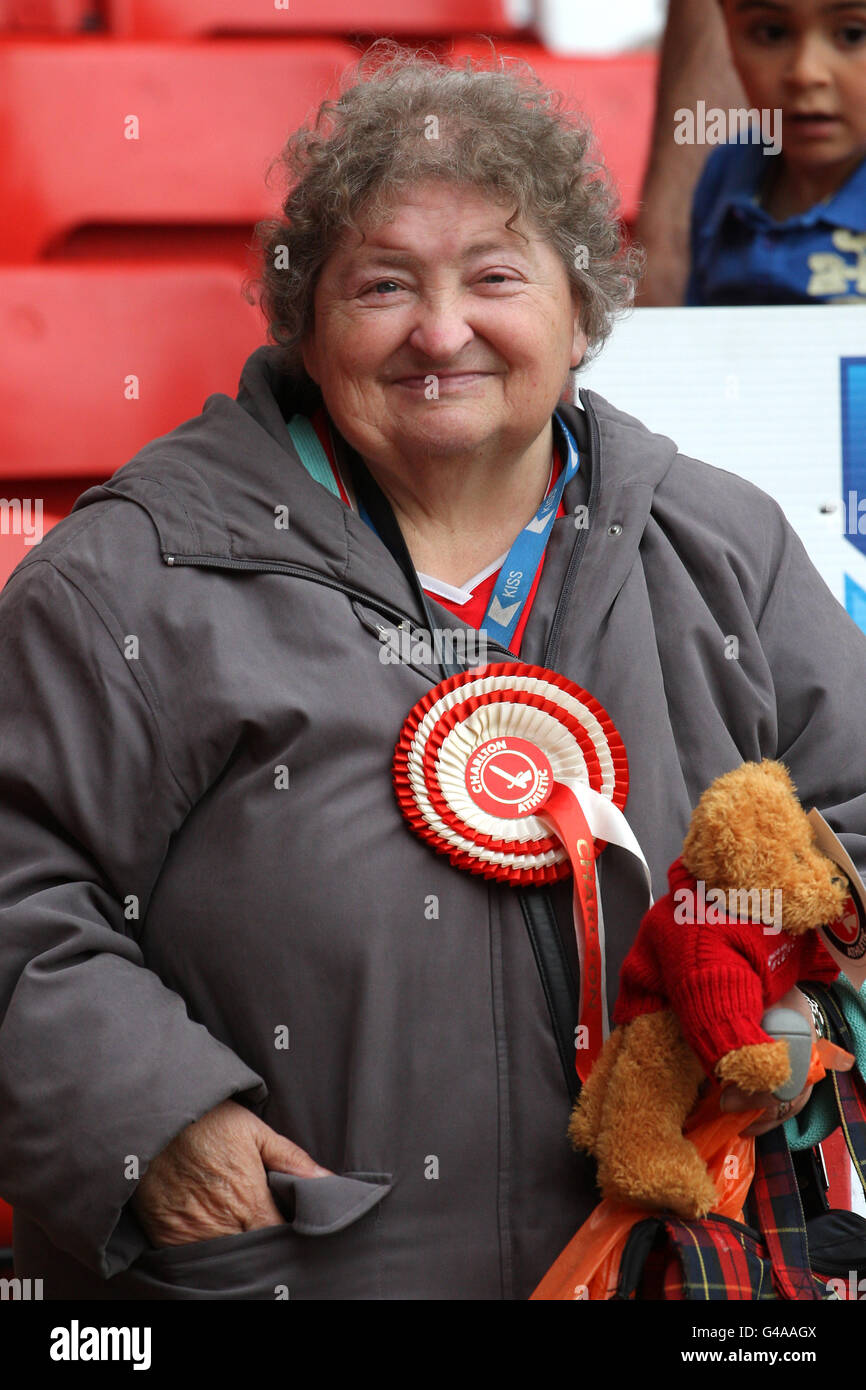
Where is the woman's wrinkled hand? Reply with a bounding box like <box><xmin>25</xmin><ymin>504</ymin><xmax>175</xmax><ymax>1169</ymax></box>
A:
<box><xmin>131</xmin><ymin>1098</ymin><xmax>332</xmax><ymax>1249</ymax></box>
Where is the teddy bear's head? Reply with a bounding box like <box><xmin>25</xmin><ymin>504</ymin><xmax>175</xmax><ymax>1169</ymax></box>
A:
<box><xmin>680</xmin><ymin>760</ymin><xmax>849</xmax><ymax>935</ymax></box>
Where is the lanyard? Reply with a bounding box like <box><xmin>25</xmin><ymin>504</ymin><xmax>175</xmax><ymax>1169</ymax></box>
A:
<box><xmin>480</xmin><ymin>410</ymin><xmax>579</xmax><ymax>648</ymax></box>
<box><xmin>357</xmin><ymin>410</ymin><xmax>580</xmax><ymax>650</ymax></box>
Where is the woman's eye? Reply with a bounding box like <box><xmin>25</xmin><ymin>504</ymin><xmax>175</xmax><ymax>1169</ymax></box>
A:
<box><xmin>837</xmin><ymin>23</ymin><xmax>866</xmax><ymax>46</ymax></box>
<box><xmin>358</xmin><ymin>279</ymin><xmax>403</xmax><ymax>297</ymax></box>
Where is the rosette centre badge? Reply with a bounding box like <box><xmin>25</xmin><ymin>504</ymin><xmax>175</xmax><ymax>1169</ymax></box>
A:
<box><xmin>465</xmin><ymin>737</ymin><xmax>553</xmax><ymax>819</ymax></box>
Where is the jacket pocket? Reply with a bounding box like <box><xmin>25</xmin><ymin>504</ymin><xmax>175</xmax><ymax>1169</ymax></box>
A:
<box><xmin>265</xmin><ymin>1170</ymin><xmax>392</xmax><ymax>1234</ymax></box>
<box><xmin>131</xmin><ymin>1171</ymin><xmax>392</xmax><ymax>1300</ymax></box>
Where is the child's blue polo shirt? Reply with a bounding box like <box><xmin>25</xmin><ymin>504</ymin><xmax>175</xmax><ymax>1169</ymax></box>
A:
<box><xmin>686</xmin><ymin>142</ymin><xmax>866</xmax><ymax>305</ymax></box>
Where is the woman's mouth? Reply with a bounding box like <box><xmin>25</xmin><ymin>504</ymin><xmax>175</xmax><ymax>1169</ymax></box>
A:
<box><xmin>393</xmin><ymin>372</ymin><xmax>493</xmax><ymax>392</ymax></box>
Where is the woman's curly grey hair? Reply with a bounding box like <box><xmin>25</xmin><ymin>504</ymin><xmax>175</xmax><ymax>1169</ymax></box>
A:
<box><xmin>244</xmin><ymin>41</ymin><xmax>643</xmax><ymax>379</ymax></box>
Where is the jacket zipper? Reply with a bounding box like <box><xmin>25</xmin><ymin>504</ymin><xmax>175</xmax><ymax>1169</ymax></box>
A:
<box><xmin>162</xmin><ymin>395</ymin><xmax>599</xmax><ymax>674</ymax></box>
<box><xmin>161</xmin><ymin>553</ymin><xmax>518</xmax><ymax>664</ymax></box>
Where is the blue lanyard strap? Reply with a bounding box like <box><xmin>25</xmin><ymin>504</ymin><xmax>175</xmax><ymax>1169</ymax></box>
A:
<box><xmin>290</xmin><ymin>408</ymin><xmax>580</xmax><ymax>648</ymax></box>
<box><xmin>480</xmin><ymin>410</ymin><xmax>580</xmax><ymax>648</ymax></box>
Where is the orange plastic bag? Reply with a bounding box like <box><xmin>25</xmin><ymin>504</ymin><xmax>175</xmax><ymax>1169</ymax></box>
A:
<box><xmin>531</xmin><ymin>1038</ymin><xmax>854</xmax><ymax>1301</ymax></box>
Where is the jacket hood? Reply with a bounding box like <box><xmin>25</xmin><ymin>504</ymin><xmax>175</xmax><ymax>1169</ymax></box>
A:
<box><xmin>69</xmin><ymin>344</ymin><xmax>679</xmax><ymax>625</ymax></box>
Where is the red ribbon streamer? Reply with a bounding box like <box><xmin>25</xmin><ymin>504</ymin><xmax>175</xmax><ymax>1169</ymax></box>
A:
<box><xmin>540</xmin><ymin>783</ymin><xmax>604</xmax><ymax>1083</ymax></box>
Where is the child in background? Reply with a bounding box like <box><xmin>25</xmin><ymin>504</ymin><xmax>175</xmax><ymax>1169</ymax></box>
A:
<box><xmin>687</xmin><ymin>0</ymin><xmax>866</xmax><ymax>304</ymax></box>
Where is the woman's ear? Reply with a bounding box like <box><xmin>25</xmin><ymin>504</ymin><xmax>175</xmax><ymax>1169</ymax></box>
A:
<box><xmin>570</xmin><ymin>322</ymin><xmax>588</xmax><ymax>371</ymax></box>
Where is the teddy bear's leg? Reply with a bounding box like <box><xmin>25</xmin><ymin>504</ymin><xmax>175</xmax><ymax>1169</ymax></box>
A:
<box><xmin>568</xmin><ymin>1026</ymin><xmax>625</xmax><ymax>1156</ymax></box>
<box><xmin>594</xmin><ymin>1010</ymin><xmax>720</xmax><ymax>1220</ymax></box>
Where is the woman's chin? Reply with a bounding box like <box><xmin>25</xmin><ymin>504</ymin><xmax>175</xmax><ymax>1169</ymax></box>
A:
<box><xmin>384</xmin><ymin>411</ymin><xmax>503</xmax><ymax>455</ymax></box>
<box><xmin>382</xmin><ymin>390</ymin><xmax>518</xmax><ymax>441</ymax></box>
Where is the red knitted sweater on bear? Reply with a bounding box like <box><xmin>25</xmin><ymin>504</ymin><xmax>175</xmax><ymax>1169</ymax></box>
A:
<box><xmin>612</xmin><ymin>856</ymin><xmax>839</xmax><ymax>1077</ymax></box>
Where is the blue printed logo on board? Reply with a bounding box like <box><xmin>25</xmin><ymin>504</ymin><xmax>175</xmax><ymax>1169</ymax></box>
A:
<box><xmin>841</xmin><ymin>358</ymin><xmax>866</xmax><ymax>632</ymax></box>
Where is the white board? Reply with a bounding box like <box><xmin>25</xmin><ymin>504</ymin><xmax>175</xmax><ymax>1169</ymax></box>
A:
<box><xmin>577</xmin><ymin>305</ymin><xmax>866</xmax><ymax>633</ymax></box>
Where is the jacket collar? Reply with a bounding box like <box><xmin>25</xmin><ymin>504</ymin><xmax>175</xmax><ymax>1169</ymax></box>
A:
<box><xmin>71</xmin><ymin>344</ymin><xmax>678</xmax><ymax>628</ymax></box>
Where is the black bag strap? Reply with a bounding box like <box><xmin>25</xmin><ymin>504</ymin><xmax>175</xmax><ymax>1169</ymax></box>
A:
<box><xmin>804</xmin><ymin>979</ymin><xmax>855</xmax><ymax>1051</ymax></box>
<box><xmin>611</xmin><ymin>1218</ymin><xmax>665</xmax><ymax>1299</ymax></box>
<box><xmin>518</xmin><ymin>890</ymin><xmax>581</xmax><ymax>1102</ymax></box>
<box><xmin>342</xmin><ymin>432</ymin><xmax>581</xmax><ymax>1102</ymax></box>
<box><xmin>801</xmin><ymin>981</ymin><xmax>866</xmax><ymax>1201</ymax></box>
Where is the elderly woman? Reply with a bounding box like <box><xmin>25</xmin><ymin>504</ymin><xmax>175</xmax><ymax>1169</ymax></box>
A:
<box><xmin>1</xmin><ymin>48</ymin><xmax>865</xmax><ymax>1302</ymax></box>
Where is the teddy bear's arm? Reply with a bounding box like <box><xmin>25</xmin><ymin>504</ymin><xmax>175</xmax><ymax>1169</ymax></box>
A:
<box><xmin>664</xmin><ymin>963</ymin><xmax>775</xmax><ymax>1079</ymax></box>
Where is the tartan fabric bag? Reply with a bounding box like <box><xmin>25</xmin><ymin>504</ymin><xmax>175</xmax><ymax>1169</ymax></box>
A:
<box><xmin>613</xmin><ymin>987</ymin><xmax>866</xmax><ymax>1301</ymax></box>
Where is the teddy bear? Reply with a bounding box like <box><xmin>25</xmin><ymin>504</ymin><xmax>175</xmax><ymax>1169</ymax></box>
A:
<box><xmin>568</xmin><ymin>759</ymin><xmax>849</xmax><ymax>1220</ymax></box>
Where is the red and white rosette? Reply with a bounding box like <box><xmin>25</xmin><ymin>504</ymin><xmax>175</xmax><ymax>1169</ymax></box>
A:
<box><xmin>393</xmin><ymin>662</ymin><xmax>653</xmax><ymax>1080</ymax></box>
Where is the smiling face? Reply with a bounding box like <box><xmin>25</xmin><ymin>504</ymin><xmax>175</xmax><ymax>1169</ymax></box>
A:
<box><xmin>723</xmin><ymin>0</ymin><xmax>866</xmax><ymax>180</ymax></box>
<box><xmin>301</xmin><ymin>180</ymin><xmax>587</xmax><ymax>470</ymax></box>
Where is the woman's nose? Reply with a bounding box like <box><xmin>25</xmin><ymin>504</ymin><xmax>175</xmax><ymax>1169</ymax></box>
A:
<box><xmin>406</xmin><ymin>297</ymin><xmax>476</xmax><ymax>362</ymax></box>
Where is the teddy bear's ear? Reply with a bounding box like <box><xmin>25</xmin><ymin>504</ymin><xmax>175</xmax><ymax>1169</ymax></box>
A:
<box><xmin>680</xmin><ymin>758</ymin><xmax>803</xmax><ymax>887</ymax></box>
<box><xmin>755</xmin><ymin>760</ymin><xmax>796</xmax><ymax>792</ymax></box>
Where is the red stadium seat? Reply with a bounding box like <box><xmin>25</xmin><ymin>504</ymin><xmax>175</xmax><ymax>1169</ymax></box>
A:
<box><xmin>0</xmin><ymin>264</ymin><xmax>267</xmax><ymax>478</ymax></box>
<box><xmin>0</xmin><ymin>38</ymin><xmax>654</xmax><ymax>259</ymax></box>
<box><xmin>0</xmin><ymin>0</ymin><xmax>97</xmax><ymax>30</ymax></box>
<box><xmin>452</xmin><ymin>40</ymin><xmax>657</xmax><ymax>223</ymax></box>
<box><xmin>107</xmin><ymin>0</ymin><xmax>519</xmax><ymax>38</ymax></box>
<box><xmin>0</xmin><ymin>37</ymin><xmax>355</xmax><ymax>261</ymax></box>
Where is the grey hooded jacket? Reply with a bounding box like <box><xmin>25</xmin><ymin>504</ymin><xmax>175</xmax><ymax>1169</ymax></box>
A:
<box><xmin>1</xmin><ymin>345</ymin><xmax>865</xmax><ymax>1300</ymax></box>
